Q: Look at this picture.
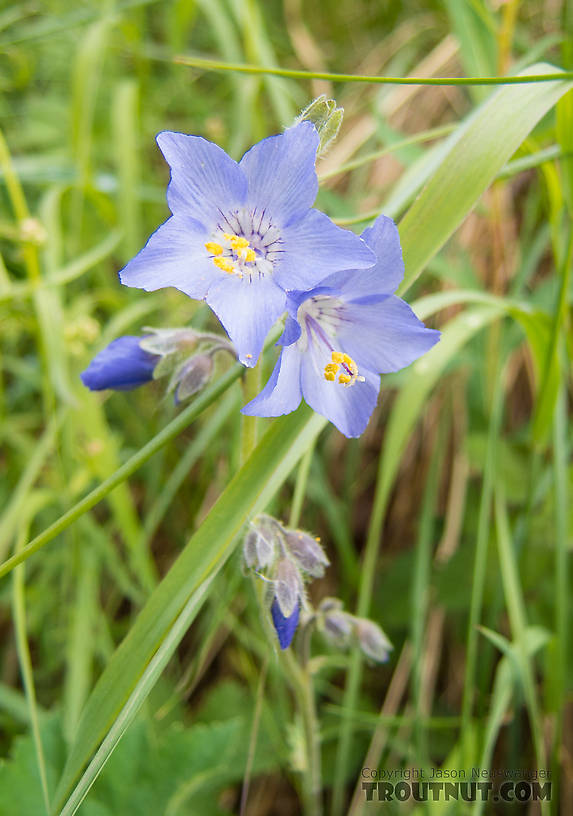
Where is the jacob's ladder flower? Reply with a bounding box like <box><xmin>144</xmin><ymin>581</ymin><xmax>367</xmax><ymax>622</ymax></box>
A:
<box><xmin>242</xmin><ymin>215</ymin><xmax>441</xmax><ymax>437</ymax></box>
<box><xmin>119</xmin><ymin>122</ymin><xmax>375</xmax><ymax>367</ymax></box>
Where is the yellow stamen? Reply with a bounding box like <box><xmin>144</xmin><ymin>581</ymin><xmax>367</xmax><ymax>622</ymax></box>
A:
<box><xmin>244</xmin><ymin>247</ymin><xmax>256</xmax><ymax>263</ymax></box>
<box><xmin>324</xmin><ymin>350</ymin><xmax>365</xmax><ymax>387</ymax></box>
<box><xmin>230</xmin><ymin>235</ymin><xmax>249</xmax><ymax>250</ymax></box>
<box><xmin>213</xmin><ymin>257</ymin><xmax>236</xmax><ymax>274</ymax></box>
<box><xmin>205</xmin><ymin>241</ymin><xmax>223</xmax><ymax>256</ymax></box>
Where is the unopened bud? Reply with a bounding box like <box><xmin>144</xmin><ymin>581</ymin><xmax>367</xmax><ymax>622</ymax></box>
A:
<box><xmin>323</xmin><ymin>609</ymin><xmax>353</xmax><ymax>647</ymax></box>
<box><xmin>243</xmin><ymin>517</ymin><xmax>277</xmax><ymax>570</ymax></box>
<box><xmin>173</xmin><ymin>354</ymin><xmax>213</xmax><ymax>402</ymax></box>
<box><xmin>271</xmin><ymin>597</ymin><xmax>299</xmax><ymax>650</ymax></box>
<box><xmin>284</xmin><ymin>529</ymin><xmax>329</xmax><ymax>578</ymax></box>
<box><xmin>275</xmin><ymin>558</ymin><xmax>303</xmax><ymax>618</ymax></box>
<box><xmin>355</xmin><ymin>619</ymin><xmax>392</xmax><ymax>663</ymax></box>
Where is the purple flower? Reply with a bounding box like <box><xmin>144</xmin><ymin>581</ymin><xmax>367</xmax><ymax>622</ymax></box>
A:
<box><xmin>80</xmin><ymin>336</ymin><xmax>157</xmax><ymax>391</ymax></box>
<box><xmin>119</xmin><ymin>122</ymin><xmax>375</xmax><ymax>367</ymax></box>
<box><xmin>271</xmin><ymin>598</ymin><xmax>300</xmax><ymax>650</ymax></box>
<box><xmin>242</xmin><ymin>215</ymin><xmax>441</xmax><ymax>438</ymax></box>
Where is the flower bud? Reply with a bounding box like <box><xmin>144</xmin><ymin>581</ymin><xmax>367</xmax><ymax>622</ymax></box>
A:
<box><xmin>172</xmin><ymin>354</ymin><xmax>213</xmax><ymax>402</ymax></box>
<box><xmin>323</xmin><ymin>609</ymin><xmax>354</xmax><ymax>647</ymax></box>
<box><xmin>243</xmin><ymin>516</ymin><xmax>278</xmax><ymax>570</ymax></box>
<box><xmin>275</xmin><ymin>558</ymin><xmax>303</xmax><ymax>619</ymax></box>
<box><xmin>355</xmin><ymin>619</ymin><xmax>392</xmax><ymax>663</ymax></box>
<box><xmin>284</xmin><ymin>529</ymin><xmax>329</xmax><ymax>578</ymax></box>
<box><xmin>271</xmin><ymin>597</ymin><xmax>299</xmax><ymax>650</ymax></box>
<box><xmin>81</xmin><ymin>336</ymin><xmax>158</xmax><ymax>391</ymax></box>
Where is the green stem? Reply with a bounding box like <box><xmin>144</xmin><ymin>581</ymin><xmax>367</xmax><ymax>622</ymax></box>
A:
<box><xmin>551</xmin><ymin>384</ymin><xmax>569</xmax><ymax>801</ymax></box>
<box><xmin>460</xmin><ymin>366</ymin><xmax>505</xmax><ymax>767</ymax></box>
<box><xmin>174</xmin><ymin>55</ymin><xmax>573</xmax><ymax>87</ymax></box>
<box><xmin>283</xmin><ymin>649</ymin><xmax>322</xmax><ymax>816</ymax></box>
<box><xmin>240</xmin><ymin>364</ymin><xmax>262</xmax><ymax>465</ymax></box>
<box><xmin>289</xmin><ymin>441</ymin><xmax>315</xmax><ymax>528</ymax></box>
<box><xmin>0</xmin><ymin>364</ymin><xmax>243</xmax><ymax>581</ymax></box>
<box><xmin>12</xmin><ymin>524</ymin><xmax>50</xmax><ymax>814</ymax></box>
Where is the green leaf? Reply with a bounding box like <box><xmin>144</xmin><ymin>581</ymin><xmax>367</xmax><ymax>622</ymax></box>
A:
<box><xmin>397</xmin><ymin>63</ymin><xmax>573</xmax><ymax>294</ymax></box>
<box><xmin>52</xmin><ymin>406</ymin><xmax>326</xmax><ymax>814</ymax></box>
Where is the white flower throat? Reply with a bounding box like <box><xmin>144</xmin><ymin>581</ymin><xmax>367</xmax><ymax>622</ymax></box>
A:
<box><xmin>204</xmin><ymin>208</ymin><xmax>283</xmax><ymax>281</ymax></box>
<box><xmin>298</xmin><ymin>296</ymin><xmax>365</xmax><ymax>388</ymax></box>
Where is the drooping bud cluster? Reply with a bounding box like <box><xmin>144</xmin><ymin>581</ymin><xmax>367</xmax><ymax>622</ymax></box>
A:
<box><xmin>242</xmin><ymin>515</ymin><xmax>330</xmax><ymax>650</ymax></box>
<box><xmin>81</xmin><ymin>326</ymin><xmax>234</xmax><ymax>402</ymax></box>
<box><xmin>317</xmin><ymin>597</ymin><xmax>392</xmax><ymax>663</ymax></box>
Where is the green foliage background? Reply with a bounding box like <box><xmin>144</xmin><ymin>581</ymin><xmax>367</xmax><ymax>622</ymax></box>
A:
<box><xmin>0</xmin><ymin>1</ymin><xmax>571</xmax><ymax>814</ymax></box>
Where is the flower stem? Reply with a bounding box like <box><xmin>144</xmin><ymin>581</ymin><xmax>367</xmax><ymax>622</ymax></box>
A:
<box><xmin>240</xmin><ymin>364</ymin><xmax>262</xmax><ymax>465</ymax></box>
<box><xmin>283</xmin><ymin>648</ymin><xmax>322</xmax><ymax>816</ymax></box>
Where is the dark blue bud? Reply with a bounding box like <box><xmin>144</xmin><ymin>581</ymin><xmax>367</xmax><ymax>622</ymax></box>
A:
<box><xmin>81</xmin><ymin>336</ymin><xmax>158</xmax><ymax>391</ymax></box>
<box><xmin>271</xmin><ymin>597</ymin><xmax>299</xmax><ymax>650</ymax></box>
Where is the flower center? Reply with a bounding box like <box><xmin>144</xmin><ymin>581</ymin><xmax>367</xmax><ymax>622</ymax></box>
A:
<box><xmin>298</xmin><ymin>297</ymin><xmax>365</xmax><ymax>388</ymax></box>
<box><xmin>204</xmin><ymin>208</ymin><xmax>282</xmax><ymax>282</ymax></box>
<box><xmin>324</xmin><ymin>351</ymin><xmax>365</xmax><ymax>387</ymax></box>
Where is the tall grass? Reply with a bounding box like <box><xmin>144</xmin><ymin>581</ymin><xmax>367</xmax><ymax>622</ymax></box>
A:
<box><xmin>0</xmin><ymin>1</ymin><xmax>571</xmax><ymax>814</ymax></box>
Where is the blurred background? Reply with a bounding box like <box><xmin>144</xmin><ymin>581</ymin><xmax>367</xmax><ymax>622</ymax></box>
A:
<box><xmin>0</xmin><ymin>1</ymin><xmax>571</xmax><ymax>814</ymax></box>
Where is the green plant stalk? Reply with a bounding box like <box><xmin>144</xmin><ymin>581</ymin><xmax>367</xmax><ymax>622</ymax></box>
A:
<box><xmin>57</xmin><ymin>577</ymin><xmax>215</xmax><ymax>816</ymax></box>
<box><xmin>12</xmin><ymin>526</ymin><xmax>50</xmax><ymax>814</ymax></box>
<box><xmin>283</xmin><ymin>649</ymin><xmax>322</xmax><ymax>816</ymax></box>
<box><xmin>330</xmin><ymin>305</ymin><xmax>505</xmax><ymax>816</ymax></box>
<box><xmin>53</xmin><ymin>406</ymin><xmax>326</xmax><ymax>810</ymax></box>
<box><xmin>240</xmin><ymin>363</ymin><xmax>262</xmax><ymax>465</ymax></box>
<box><xmin>289</xmin><ymin>442</ymin><xmax>315</xmax><ymax>528</ymax></box>
<box><xmin>493</xmin><ymin>490</ymin><xmax>548</xmax><ymax>816</ymax></box>
<box><xmin>411</xmin><ymin>425</ymin><xmax>443</xmax><ymax>766</ymax></box>
<box><xmin>532</xmin><ymin>226</ymin><xmax>573</xmax><ymax>437</ymax></box>
<box><xmin>461</xmin><ymin>366</ymin><xmax>505</xmax><ymax>768</ymax></box>
<box><xmin>551</xmin><ymin>384</ymin><xmax>569</xmax><ymax>800</ymax></box>
<box><xmin>174</xmin><ymin>54</ymin><xmax>573</xmax><ymax>86</ymax></box>
<box><xmin>0</xmin><ymin>363</ymin><xmax>244</xmax><ymax>581</ymax></box>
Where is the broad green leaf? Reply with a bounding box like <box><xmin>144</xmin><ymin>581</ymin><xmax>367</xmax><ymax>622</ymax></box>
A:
<box><xmin>397</xmin><ymin>63</ymin><xmax>573</xmax><ymax>294</ymax></box>
<box><xmin>53</xmin><ymin>406</ymin><xmax>326</xmax><ymax>813</ymax></box>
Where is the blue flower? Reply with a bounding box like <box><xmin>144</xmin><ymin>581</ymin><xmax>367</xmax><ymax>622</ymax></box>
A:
<box><xmin>81</xmin><ymin>336</ymin><xmax>157</xmax><ymax>391</ymax></box>
<box><xmin>271</xmin><ymin>598</ymin><xmax>300</xmax><ymax>650</ymax></box>
<box><xmin>119</xmin><ymin>122</ymin><xmax>375</xmax><ymax>367</ymax></box>
<box><xmin>242</xmin><ymin>215</ymin><xmax>441</xmax><ymax>438</ymax></box>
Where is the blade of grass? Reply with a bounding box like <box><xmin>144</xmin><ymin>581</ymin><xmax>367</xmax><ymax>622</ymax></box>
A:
<box><xmin>397</xmin><ymin>64</ymin><xmax>573</xmax><ymax>294</ymax></box>
<box><xmin>12</xmin><ymin>522</ymin><xmax>51</xmax><ymax>815</ymax></box>
<box><xmin>331</xmin><ymin>304</ymin><xmax>505</xmax><ymax>815</ymax></box>
<box><xmin>0</xmin><ymin>364</ymin><xmax>243</xmax><ymax>580</ymax></box>
<box><xmin>52</xmin><ymin>406</ymin><xmax>326</xmax><ymax>812</ymax></box>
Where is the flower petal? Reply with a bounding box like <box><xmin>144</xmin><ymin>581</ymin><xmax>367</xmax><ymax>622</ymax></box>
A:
<box><xmin>156</xmin><ymin>131</ymin><xmax>247</xmax><ymax>224</ymax></box>
<box><xmin>206</xmin><ymin>274</ymin><xmax>286</xmax><ymax>367</ymax></box>
<box><xmin>119</xmin><ymin>215</ymin><xmax>221</xmax><ymax>299</ymax></box>
<box><xmin>271</xmin><ymin>598</ymin><xmax>300</xmax><ymax>650</ymax></box>
<box><xmin>277</xmin><ymin>315</ymin><xmax>302</xmax><ymax>346</ymax></box>
<box><xmin>318</xmin><ymin>215</ymin><xmax>405</xmax><ymax>300</ymax></box>
<box><xmin>239</xmin><ymin>122</ymin><xmax>319</xmax><ymax>227</ymax></box>
<box><xmin>81</xmin><ymin>336</ymin><xmax>157</xmax><ymax>391</ymax></box>
<box><xmin>241</xmin><ymin>344</ymin><xmax>303</xmax><ymax>416</ymax></box>
<box><xmin>336</xmin><ymin>296</ymin><xmax>441</xmax><ymax>374</ymax></box>
<box><xmin>300</xmin><ymin>341</ymin><xmax>380</xmax><ymax>438</ymax></box>
<box><xmin>276</xmin><ymin>209</ymin><xmax>376</xmax><ymax>291</ymax></box>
